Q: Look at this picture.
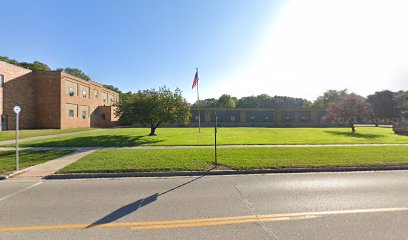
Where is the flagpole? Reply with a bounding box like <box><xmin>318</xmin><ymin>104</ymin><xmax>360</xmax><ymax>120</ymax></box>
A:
<box><xmin>196</xmin><ymin>68</ymin><xmax>201</xmax><ymax>133</ymax></box>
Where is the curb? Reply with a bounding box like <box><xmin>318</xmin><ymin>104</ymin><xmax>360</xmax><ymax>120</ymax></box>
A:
<box><xmin>0</xmin><ymin>166</ymin><xmax>35</xmax><ymax>180</ymax></box>
<box><xmin>44</xmin><ymin>164</ymin><xmax>408</xmax><ymax>180</ymax></box>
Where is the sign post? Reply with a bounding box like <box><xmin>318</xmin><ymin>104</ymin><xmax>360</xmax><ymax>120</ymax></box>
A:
<box><xmin>214</xmin><ymin>111</ymin><xmax>217</xmax><ymax>167</ymax></box>
<box><xmin>13</xmin><ymin>106</ymin><xmax>21</xmax><ymax>171</ymax></box>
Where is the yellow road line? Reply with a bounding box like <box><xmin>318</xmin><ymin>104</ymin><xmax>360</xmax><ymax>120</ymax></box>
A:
<box><xmin>0</xmin><ymin>207</ymin><xmax>407</xmax><ymax>233</ymax></box>
<box><xmin>129</xmin><ymin>215</ymin><xmax>317</xmax><ymax>230</ymax></box>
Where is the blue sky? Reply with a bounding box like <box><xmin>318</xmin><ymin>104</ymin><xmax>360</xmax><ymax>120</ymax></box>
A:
<box><xmin>1</xmin><ymin>0</ymin><xmax>408</xmax><ymax>103</ymax></box>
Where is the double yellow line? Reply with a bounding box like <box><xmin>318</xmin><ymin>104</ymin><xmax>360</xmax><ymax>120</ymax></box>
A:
<box><xmin>0</xmin><ymin>207</ymin><xmax>407</xmax><ymax>233</ymax></box>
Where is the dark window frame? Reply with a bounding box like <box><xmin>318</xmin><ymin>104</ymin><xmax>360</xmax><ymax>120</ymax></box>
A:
<box><xmin>0</xmin><ymin>75</ymin><xmax>4</xmax><ymax>88</ymax></box>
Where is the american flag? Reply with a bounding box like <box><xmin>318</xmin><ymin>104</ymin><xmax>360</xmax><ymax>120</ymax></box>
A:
<box><xmin>192</xmin><ymin>68</ymin><xmax>199</xmax><ymax>89</ymax></box>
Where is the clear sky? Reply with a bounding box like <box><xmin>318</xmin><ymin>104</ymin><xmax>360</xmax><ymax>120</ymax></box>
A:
<box><xmin>1</xmin><ymin>0</ymin><xmax>407</xmax><ymax>103</ymax></box>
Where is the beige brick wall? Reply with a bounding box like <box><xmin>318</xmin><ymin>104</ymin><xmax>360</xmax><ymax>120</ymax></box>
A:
<box><xmin>60</xmin><ymin>73</ymin><xmax>119</xmax><ymax>129</ymax></box>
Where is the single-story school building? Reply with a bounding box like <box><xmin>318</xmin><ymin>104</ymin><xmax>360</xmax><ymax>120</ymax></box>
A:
<box><xmin>190</xmin><ymin>107</ymin><xmax>326</xmax><ymax>127</ymax></box>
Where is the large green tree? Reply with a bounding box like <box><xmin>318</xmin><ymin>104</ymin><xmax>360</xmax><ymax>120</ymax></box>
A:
<box><xmin>117</xmin><ymin>87</ymin><xmax>191</xmax><ymax>136</ymax></box>
<box><xmin>312</xmin><ymin>89</ymin><xmax>348</xmax><ymax>108</ymax></box>
<box><xmin>216</xmin><ymin>94</ymin><xmax>236</xmax><ymax>108</ymax></box>
<box><xmin>393</xmin><ymin>91</ymin><xmax>408</xmax><ymax>118</ymax></box>
<box><xmin>325</xmin><ymin>94</ymin><xmax>373</xmax><ymax>133</ymax></box>
<box><xmin>367</xmin><ymin>90</ymin><xmax>399</xmax><ymax>121</ymax></box>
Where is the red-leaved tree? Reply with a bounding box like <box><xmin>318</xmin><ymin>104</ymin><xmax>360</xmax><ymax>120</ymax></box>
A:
<box><xmin>325</xmin><ymin>94</ymin><xmax>373</xmax><ymax>133</ymax></box>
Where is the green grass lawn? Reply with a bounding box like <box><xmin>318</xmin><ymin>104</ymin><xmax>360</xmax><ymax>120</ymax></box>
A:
<box><xmin>59</xmin><ymin>146</ymin><xmax>408</xmax><ymax>173</ymax></box>
<box><xmin>17</xmin><ymin>127</ymin><xmax>408</xmax><ymax>147</ymax></box>
<box><xmin>0</xmin><ymin>128</ymin><xmax>94</xmax><ymax>141</ymax></box>
<box><xmin>0</xmin><ymin>150</ymin><xmax>74</xmax><ymax>175</ymax></box>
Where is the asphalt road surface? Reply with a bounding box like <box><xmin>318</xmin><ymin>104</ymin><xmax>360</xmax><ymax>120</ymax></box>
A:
<box><xmin>0</xmin><ymin>171</ymin><xmax>407</xmax><ymax>240</ymax></box>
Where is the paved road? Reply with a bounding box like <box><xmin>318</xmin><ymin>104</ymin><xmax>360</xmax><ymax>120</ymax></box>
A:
<box><xmin>0</xmin><ymin>171</ymin><xmax>407</xmax><ymax>239</ymax></box>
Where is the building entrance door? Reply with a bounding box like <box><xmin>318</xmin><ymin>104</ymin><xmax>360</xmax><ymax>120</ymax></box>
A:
<box><xmin>1</xmin><ymin>114</ymin><xmax>7</xmax><ymax>130</ymax></box>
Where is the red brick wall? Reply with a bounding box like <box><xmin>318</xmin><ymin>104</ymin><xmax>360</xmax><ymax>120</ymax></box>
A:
<box><xmin>34</xmin><ymin>72</ymin><xmax>61</xmax><ymax>129</ymax></box>
<box><xmin>0</xmin><ymin>61</ymin><xmax>35</xmax><ymax>130</ymax></box>
<box><xmin>1</xmin><ymin>61</ymin><xmax>119</xmax><ymax>130</ymax></box>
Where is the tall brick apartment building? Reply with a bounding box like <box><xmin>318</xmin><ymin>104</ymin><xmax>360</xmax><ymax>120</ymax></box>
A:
<box><xmin>0</xmin><ymin>60</ymin><xmax>119</xmax><ymax>130</ymax></box>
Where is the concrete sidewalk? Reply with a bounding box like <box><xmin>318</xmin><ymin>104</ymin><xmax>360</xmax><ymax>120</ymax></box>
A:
<box><xmin>6</xmin><ymin>150</ymin><xmax>96</xmax><ymax>180</ymax></box>
<box><xmin>0</xmin><ymin>129</ymin><xmax>102</xmax><ymax>146</ymax></box>
<box><xmin>2</xmin><ymin>143</ymin><xmax>408</xmax><ymax>151</ymax></box>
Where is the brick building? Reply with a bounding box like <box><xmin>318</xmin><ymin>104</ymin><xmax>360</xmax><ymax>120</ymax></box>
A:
<box><xmin>0</xmin><ymin>60</ymin><xmax>119</xmax><ymax>130</ymax></box>
<box><xmin>190</xmin><ymin>107</ymin><xmax>326</xmax><ymax>127</ymax></box>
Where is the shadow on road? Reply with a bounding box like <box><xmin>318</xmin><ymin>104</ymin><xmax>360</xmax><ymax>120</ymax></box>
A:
<box><xmin>86</xmin><ymin>175</ymin><xmax>204</xmax><ymax>228</ymax></box>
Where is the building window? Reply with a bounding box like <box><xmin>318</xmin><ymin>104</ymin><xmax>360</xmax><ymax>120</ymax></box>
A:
<box><xmin>301</xmin><ymin>116</ymin><xmax>307</xmax><ymax>122</ymax></box>
<box><xmin>0</xmin><ymin>75</ymin><xmax>4</xmax><ymax>88</ymax></box>
<box><xmin>82</xmin><ymin>110</ymin><xmax>87</xmax><ymax>119</ymax></box>
<box><xmin>250</xmin><ymin>116</ymin><xmax>255</xmax><ymax>122</ymax></box>
<box><xmin>264</xmin><ymin>116</ymin><xmax>270</xmax><ymax>121</ymax></box>
<box><xmin>94</xmin><ymin>90</ymin><xmax>98</xmax><ymax>98</ymax></box>
<box><xmin>103</xmin><ymin>96</ymin><xmax>107</xmax><ymax>103</ymax></box>
<box><xmin>230</xmin><ymin>116</ymin><xmax>236</xmax><ymax>122</ymax></box>
<box><xmin>69</xmin><ymin>87</ymin><xmax>75</xmax><ymax>96</ymax></box>
<box><xmin>82</xmin><ymin>90</ymin><xmax>87</xmax><ymax>98</ymax></box>
<box><xmin>195</xmin><ymin>116</ymin><xmax>199</xmax><ymax>120</ymax></box>
<box><xmin>110</xmin><ymin>98</ymin><xmax>114</xmax><ymax>104</ymax></box>
<box><xmin>68</xmin><ymin>110</ymin><xmax>75</xmax><ymax>117</ymax></box>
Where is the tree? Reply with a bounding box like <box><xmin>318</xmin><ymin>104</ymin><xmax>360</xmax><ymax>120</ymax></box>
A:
<box><xmin>325</xmin><ymin>94</ymin><xmax>373</xmax><ymax>133</ymax></box>
<box><xmin>236</xmin><ymin>96</ymin><xmax>258</xmax><ymax>108</ymax></box>
<box><xmin>192</xmin><ymin>98</ymin><xmax>217</xmax><ymax>108</ymax></box>
<box><xmin>393</xmin><ymin>91</ymin><xmax>408</xmax><ymax>119</ymax></box>
<box><xmin>20</xmin><ymin>61</ymin><xmax>51</xmax><ymax>71</ymax></box>
<box><xmin>103</xmin><ymin>84</ymin><xmax>122</xmax><ymax>94</ymax></box>
<box><xmin>367</xmin><ymin>90</ymin><xmax>398</xmax><ymax>122</ymax></box>
<box><xmin>216</xmin><ymin>94</ymin><xmax>236</xmax><ymax>108</ymax></box>
<box><xmin>0</xmin><ymin>56</ymin><xmax>51</xmax><ymax>71</ymax></box>
<box><xmin>312</xmin><ymin>89</ymin><xmax>348</xmax><ymax>108</ymax></box>
<box><xmin>117</xmin><ymin>87</ymin><xmax>191</xmax><ymax>136</ymax></box>
<box><xmin>57</xmin><ymin>68</ymin><xmax>91</xmax><ymax>81</ymax></box>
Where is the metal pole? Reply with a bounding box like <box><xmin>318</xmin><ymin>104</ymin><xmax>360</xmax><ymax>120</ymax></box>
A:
<box><xmin>16</xmin><ymin>113</ymin><xmax>19</xmax><ymax>171</ymax></box>
<box><xmin>214</xmin><ymin>111</ymin><xmax>217</xmax><ymax>167</ymax></box>
<box><xmin>196</xmin><ymin>68</ymin><xmax>201</xmax><ymax>133</ymax></box>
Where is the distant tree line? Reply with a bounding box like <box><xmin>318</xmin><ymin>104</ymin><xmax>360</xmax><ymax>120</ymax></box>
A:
<box><xmin>192</xmin><ymin>94</ymin><xmax>311</xmax><ymax>109</ymax></box>
<box><xmin>192</xmin><ymin>89</ymin><xmax>408</xmax><ymax>120</ymax></box>
<box><xmin>0</xmin><ymin>55</ymin><xmax>93</xmax><ymax>84</ymax></box>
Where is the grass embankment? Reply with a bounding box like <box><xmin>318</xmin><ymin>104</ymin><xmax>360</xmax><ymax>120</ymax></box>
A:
<box><xmin>0</xmin><ymin>128</ymin><xmax>93</xmax><ymax>141</ymax></box>
<box><xmin>59</xmin><ymin>146</ymin><xmax>408</xmax><ymax>173</ymax></box>
<box><xmin>18</xmin><ymin>127</ymin><xmax>408</xmax><ymax>147</ymax></box>
<box><xmin>0</xmin><ymin>150</ymin><xmax>74</xmax><ymax>175</ymax></box>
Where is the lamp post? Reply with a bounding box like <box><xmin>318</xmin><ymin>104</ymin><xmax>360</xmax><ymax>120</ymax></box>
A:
<box><xmin>13</xmin><ymin>106</ymin><xmax>21</xmax><ymax>171</ymax></box>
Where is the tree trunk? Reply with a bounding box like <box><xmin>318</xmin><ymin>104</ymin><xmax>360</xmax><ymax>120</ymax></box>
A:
<box><xmin>149</xmin><ymin>127</ymin><xmax>157</xmax><ymax>136</ymax></box>
<box><xmin>349</xmin><ymin>121</ymin><xmax>355</xmax><ymax>133</ymax></box>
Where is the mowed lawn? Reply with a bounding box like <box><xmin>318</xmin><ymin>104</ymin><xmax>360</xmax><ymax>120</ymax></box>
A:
<box><xmin>0</xmin><ymin>150</ymin><xmax>74</xmax><ymax>175</ymax></box>
<box><xmin>0</xmin><ymin>128</ymin><xmax>93</xmax><ymax>141</ymax></box>
<box><xmin>59</xmin><ymin>146</ymin><xmax>408</xmax><ymax>173</ymax></box>
<box><xmin>17</xmin><ymin>127</ymin><xmax>408</xmax><ymax>147</ymax></box>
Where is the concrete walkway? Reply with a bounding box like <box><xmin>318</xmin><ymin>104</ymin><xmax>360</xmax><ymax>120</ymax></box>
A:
<box><xmin>6</xmin><ymin>150</ymin><xmax>96</xmax><ymax>180</ymax></box>
<box><xmin>1</xmin><ymin>143</ymin><xmax>408</xmax><ymax>151</ymax></box>
<box><xmin>0</xmin><ymin>129</ymin><xmax>103</xmax><ymax>146</ymax></box>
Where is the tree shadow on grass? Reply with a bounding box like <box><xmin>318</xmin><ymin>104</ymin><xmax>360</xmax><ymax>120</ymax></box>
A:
<box><xmin>25</xmin><ymin>135</ymin><xmax>165</xmax><ymax>147</ymax></box>
<box><xmin>86</xmin><ymin>176</ymin><xmax>204</xmax><ymax>228</ymax></box>
<box><xmin>324</xmin><ymin>130</ymin><xmax>383</xmax><ymax>139</ymax></box>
